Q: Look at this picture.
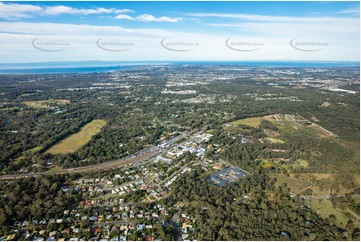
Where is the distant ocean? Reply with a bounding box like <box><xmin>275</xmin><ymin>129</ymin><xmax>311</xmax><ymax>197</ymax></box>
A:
<box><xmin>0</xmin><ymin>61</ymin><xmax>359</xmax><ymax>74</ymax></box>
<box><xmin>0</xmin><ymin>66</ymin><xmax>133</xmax><ymax>74</ymax></box>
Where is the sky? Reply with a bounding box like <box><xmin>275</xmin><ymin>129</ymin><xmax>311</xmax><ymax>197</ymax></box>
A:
<box><xmin>0</xmin><ymin>1</ymin><xmax>359</xmax><ymax>63</ymax></box>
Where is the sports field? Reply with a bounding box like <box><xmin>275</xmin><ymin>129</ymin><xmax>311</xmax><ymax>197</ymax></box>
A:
<box><xmin>46</xmin><ymin>119</ymin><xmax>106</xmax><ymax>154</ymax></box>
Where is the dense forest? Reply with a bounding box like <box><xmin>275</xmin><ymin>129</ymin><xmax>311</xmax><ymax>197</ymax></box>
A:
<box><xmin>170</xmin><ymin>170</ymin><xmax>359</xmax><ymax>240</ymax></box>
<box><xmin>0</xmin><ymin>175</ymin><xmax>80</xmax><ymax>234</ymax></box>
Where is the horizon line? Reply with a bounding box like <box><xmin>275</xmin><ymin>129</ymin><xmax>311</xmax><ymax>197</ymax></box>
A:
<box><xmin>0</xmin><ymin>60</ymin><xmax>360</xmax><ymax>65</ymax></box>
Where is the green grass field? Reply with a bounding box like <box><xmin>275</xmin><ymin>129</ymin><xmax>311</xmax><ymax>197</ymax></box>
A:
<box><xmin>261</xmin><ymin>160</ymin><xmax>274</xmax><ymax>168</ymax></box>
<box><xmin>306</xmin><ymin>199</ymin><xmax>353</xmax><ymax>228</ymax></box>
<box><xmin>230</xmin><ymin>117</ymin><xmax>263</xmax><ymax>127</ymax></box>
<box><xmin>23</xmin><ymin>99</ymin><xmax>70</xmax><ymax>108</ymax></box>
<box><xmin>265</xmin><ymin>137</ymin><xmax>285</xmax><ymax>144</ymax></box>
<box><xmin>271</xmin><ymin>173</ymin><xmax>311</xmax><ymax>194</ymax></box>
<box><xmin>46</xmin><ymin>119</ymin><xmax>106</xmax><ymax>154</ymax></box>
<box><xmin>297</xmin><ymin>159</ymin><xmax>309</xmax><ymax>168</ymax></box>
<box><xmin>288</xmin><ymin>159</ymin><xmax>309</xmax><ymax>170</ymax></box>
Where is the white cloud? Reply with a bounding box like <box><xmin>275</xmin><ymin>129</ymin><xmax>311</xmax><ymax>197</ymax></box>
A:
<box><xmin>115</xmin><ymin>14</ymin><xmax>135</xmax><ymax>21</ymax></box>
<box><xmin>136</xmin><ymin>14</ymin><xmax>182</xmax><ymax>23</ymax></box>
<box><xmin>43</xmin><ymin>5</ymin><xmax>76</xmax><ymax>15</ymax></box>
<box><xmin>0</xmin><ymin>2</ymin><xmax>42</xmax><ymax>20</ymax></box>
<box><xmin>338</xmin><ymin>8</ymin><xmax>360</xmax><ymax>14</ymax></box>
<box><xmin>206</xmin><ymin>21</ymin><xmax>359</xmax><ymax>36</ymax></box>
<box><xmin>0</xmin><ymin>21</ymin><xmax>358</xmax><ymax>62</ymax></box>
<box><xmin>43</xmin><ymin>6</ymin><xmax>134</xmax><ymax>16</ymax></box>
<box><xmin>198</xmin><ymin>12</ymin><xmax>359</xmax><ymax>42</ymax></box>
<box><xmin>115</xmin><ymin>9</ymin><xmax>134</xmax><ymax>14</ymax></box>
<box><xmin>0</xmin><ymin>2</ymin><xmax>182</xmax><ymax>23</ymax></box>
<box><xmin>95</xmin><ymin>8</ymin><xmax>115</xmax><ymax>14</ymax></box>
<box><xmin>0</xmin><ymin>2</ymin><xmax>135</xmax><ymax>19</ymax></box>
<box><xmin>43</xmin><ymin>6</ymin><xmax>117</xmax><ymax>15</ymax></box>
<box><xmin>187</xmin><ymin>12</ymin><xmax>358</xmax><ymax>23</ymax></box>
<box><xmin>0</xmin><ymin>21</ymin><xmax>172</xmax><ymax>37</ymax></box>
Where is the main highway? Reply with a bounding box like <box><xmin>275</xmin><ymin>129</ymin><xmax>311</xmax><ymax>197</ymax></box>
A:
<box><xmin>0</xmin><ymin>131</ymin><xmax>189</xmax><ymax>180</ymax></box>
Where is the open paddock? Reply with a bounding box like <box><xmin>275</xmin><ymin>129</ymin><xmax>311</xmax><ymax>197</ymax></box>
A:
<box><xmin>230</xmin><ymin>117</ymin><xmax>263</xmax><ymax>128</ymax></box>
<box><xmin>23</xmin><ymin>99</ymin><xmax>70</xmax><ymax>108</ymax></box>
<box><xmin>46</xmin><ymin>119</ymin><xmax>106</xmax><ymax>154</ymax></box>
<box><xmin>271</xmin><ymin>173</ymin><xmax>311</xmax><ymax>194</ymax></box>
<box><xmin>264</xmin><ymin>137</ymin><xmax>285</xmax><ymax>144</ymax></box>
<box><xmin>306</xmin><ymin>199</ymin><xmax>353</xmax><ymax>228</ymax></box>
